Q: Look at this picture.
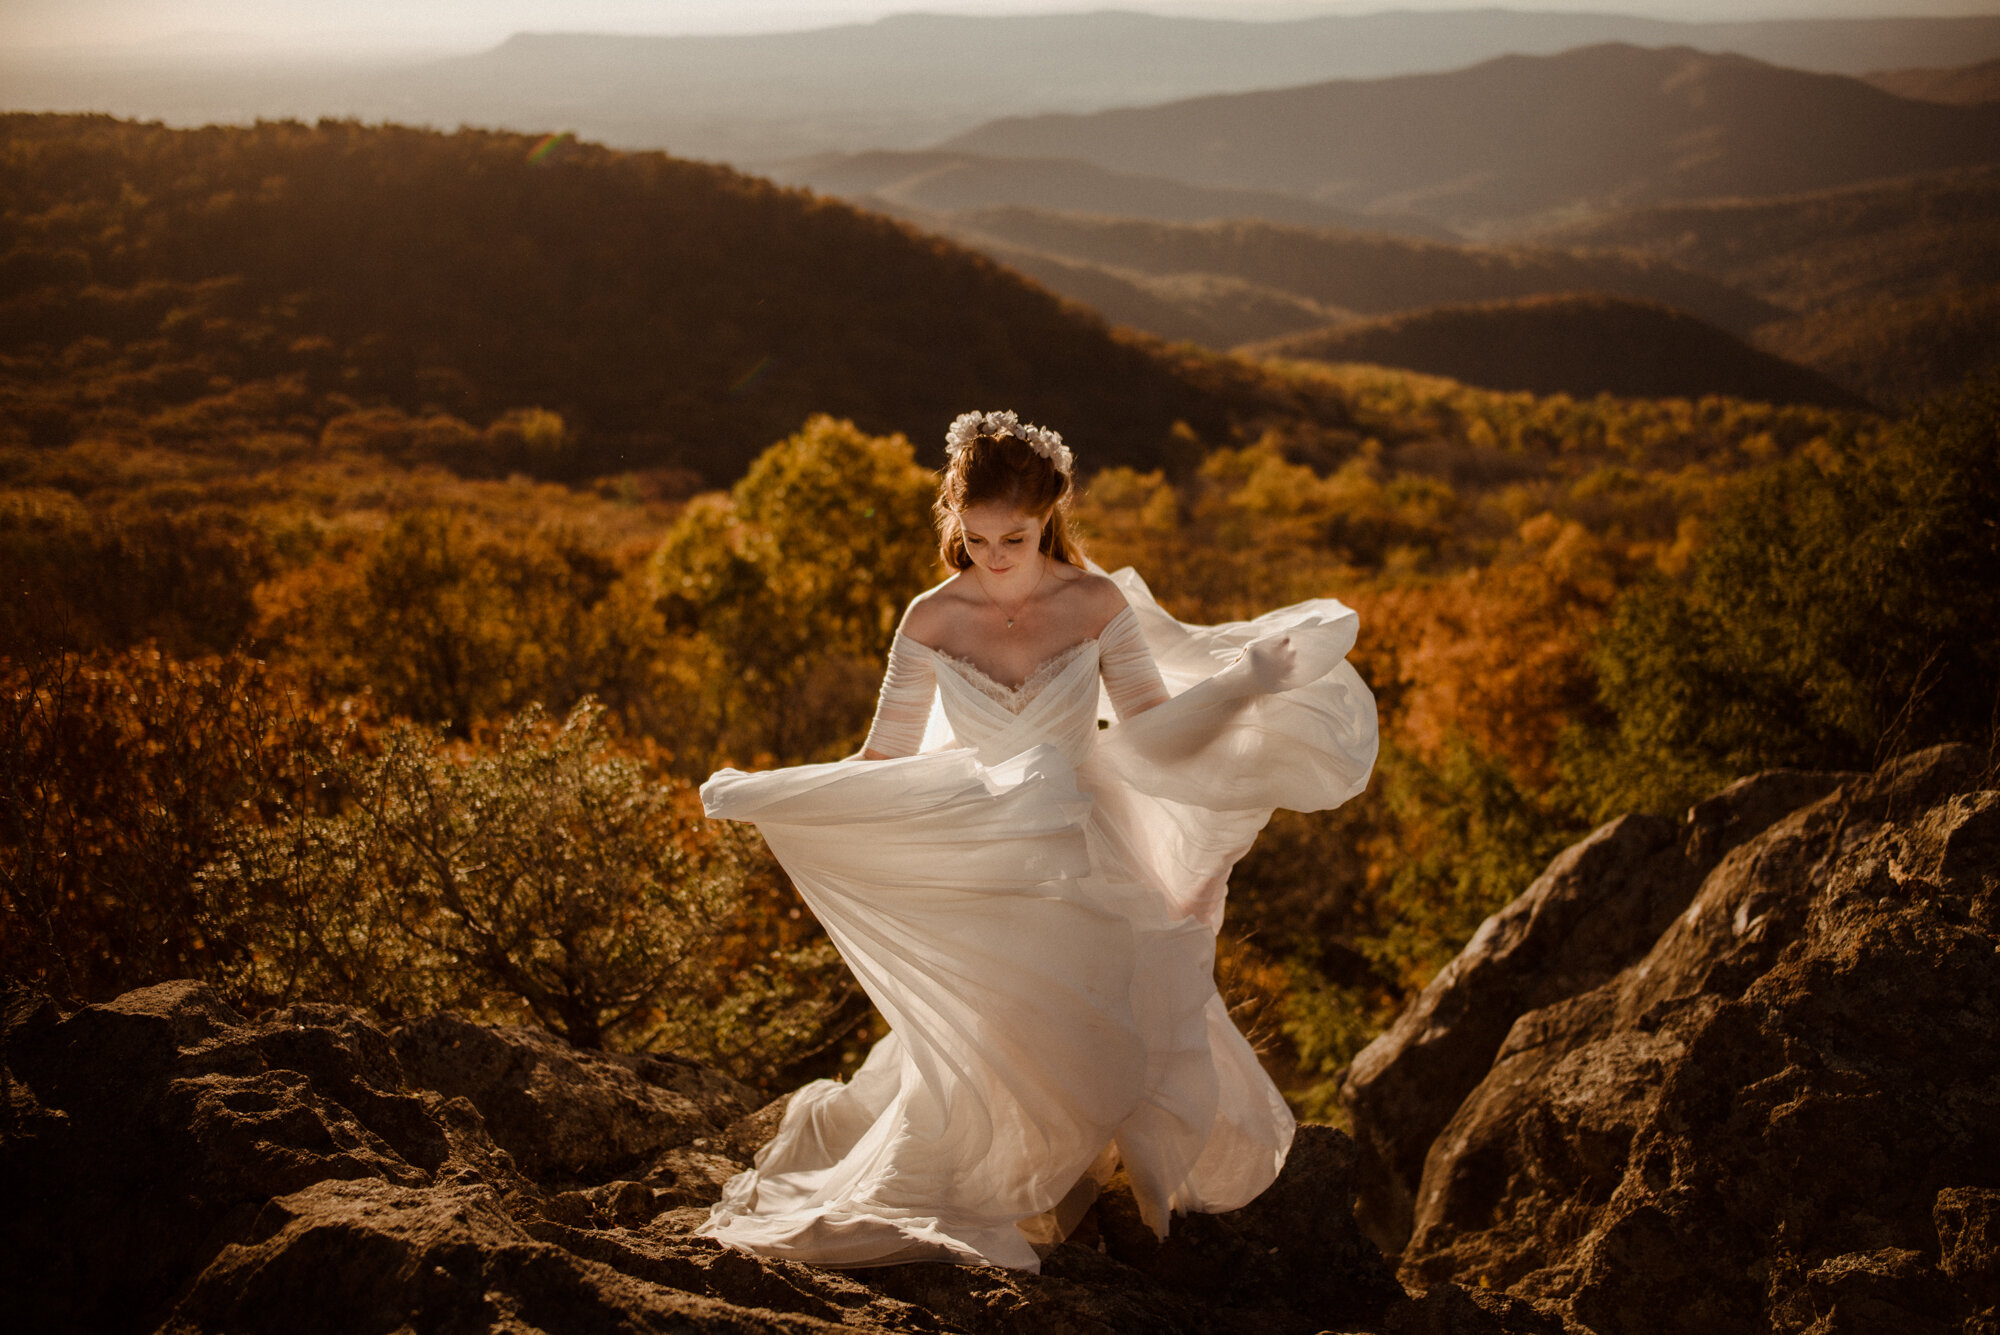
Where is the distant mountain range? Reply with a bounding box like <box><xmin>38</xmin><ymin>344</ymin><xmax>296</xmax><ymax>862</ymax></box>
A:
<box><xmin>1862</xmin><ymin>56</ymin><xmax>2000</xmax><ymax>107</ymax></box>
<box><xmin>909</xmin><ymin>167</ymin><xmax>1999</xmax><ymax>408</ymax></box>
<box><xmin>11</xmin><ymin>14</ymin><xmax>1992</xmax><ymax>420</ymax></box>
<box><xmin>764</xmin><ymin>151</ymin><xmax>1453</xmax><ymax>239</ymax></box>
<box><xmin>1244</xmin><ymin>293</ymin><xmax>1868</xmax><ymax>410</ymax></box>
<box><xmin>948</xmin><ymin>43</ymin><xmax>2000</xmax><ymax>236</ymax></box>
<box><xmin>10</xmin><ymin>10</ymin><xmax>2000</xmax><ymax>165</ymax></box>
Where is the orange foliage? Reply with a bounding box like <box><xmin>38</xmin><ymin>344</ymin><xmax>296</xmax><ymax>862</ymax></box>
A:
<box><xmin>0</xmin><ymin>646</ymin><xmax>362</xmax><ymax>1002</ymax></box>
<box><xmin>1379</xmin><ymin>514</ymin><xmax>1623</xmax><ymax>787</ymax></box>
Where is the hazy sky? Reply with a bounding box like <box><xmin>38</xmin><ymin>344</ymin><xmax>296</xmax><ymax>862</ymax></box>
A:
<box><xmin>10</xmin><ymin>0</ymin><xmax>2000</xmax><ymax>56</ymax></box>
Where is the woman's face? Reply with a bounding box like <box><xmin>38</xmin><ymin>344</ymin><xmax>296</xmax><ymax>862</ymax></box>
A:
<box><xmin>956</xmin><ymin>502</ymin><xmax>1045</xmax><ymax>577</ymax></box>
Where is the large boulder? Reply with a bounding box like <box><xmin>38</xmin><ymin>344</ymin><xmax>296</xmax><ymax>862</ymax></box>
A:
<box><xmin>156</xmin><ymin>1177</ymin><xmax>848</xmax><ymax>1335</ymax></box>
<box><xmin>1342</xmin><ymin>769</ymin><xmax>1848</xmax><ymax>1253</ymax></box>
<box><xmin>390</xmin><ymin>1008</ymin><xmax>756</xmax><ymax>1182</ymax></box>
<box><xmin>1</xmin><ymin>981</ymin><xmax>452</xmax><ymax>1332</ymax></box>
<box><xmin>1345</xmin><ymin>745</ymin><xmax>2000</xmax><ymax>1334</ymax></box>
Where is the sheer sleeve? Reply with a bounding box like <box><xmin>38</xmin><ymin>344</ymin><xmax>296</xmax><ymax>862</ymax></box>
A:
<box><xmin>862</xmin><ymin>632</ymin><xmax>938</xmax><ymax>759</ymax></box>
<box><xmin>1098</xmin><ymin>605</ymin><xmax>1170</xmax><ymax>721</ymax></box>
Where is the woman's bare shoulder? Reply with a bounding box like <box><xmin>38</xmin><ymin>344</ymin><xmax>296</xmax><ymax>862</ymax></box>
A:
<box><xmin>900</xmin><ymin>576</ymin><xmax>976</xmax><ymax>645</ymax></box>
<box><xmin>1051</xmin><ymin>567</ymin><xmax>1130</xmax><ymax>629</ymax></box>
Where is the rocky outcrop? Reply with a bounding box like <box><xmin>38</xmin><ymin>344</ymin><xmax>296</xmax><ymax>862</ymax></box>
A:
<box><xmin>1344</xmin><ymin>744</ymin><xmax>2000</xmax><ymax>1334</ymax></box>
<box><xmin>389</xmin><ymin>1009</ymin><xmax>758</xmax><ymax>1183</ymax></box>
<box><xmin>20</xmin><ymin>750</ymin><xmax>1975</xmax><ymax>1334</ymax></box>
<box><xmin>1341</xmin><ymin>769</ymin><xmax>1848</xmax><ymax>1253</ymax></box>
<box><xmin>0</xmin><ymin>975</ymin><xmax>1554</xmax><ymax>1334</ymax></box>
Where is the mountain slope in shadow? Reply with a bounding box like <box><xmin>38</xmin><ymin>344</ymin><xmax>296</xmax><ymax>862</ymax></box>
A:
<box><xmin>1245</xmin><ymin>293</ymin><xmax>1869</xmax><ymax>410</ymax></box>
<box><xmin>933</xmin><ymin>207</ymin><xmax>1780</xmax><ymax>337</ymax></box>
<box><xmin>1535</xmin><ymin>166</ymin><xmax>2000</xmax><ymax>406</ymax></box>
<box><xmin>767</xmin><ymin>150</ymin><xmax>1454</xmax><ymax>239</ymax></box>
<box><xmin>1863</xmin><ymin>56</ymin><xmax>2000</xmax><ymax>106</ymax></box>
<box><xmin>0</xmin><ymin>115</ymin><xmax>1337</xmax><ymax>483</ymax></box>
<box><xmin>946</xmin><ymin>43</ymin><xmax>2000</xmax><ymax>236</ymax></box>
<box><xmin>927</xmin><ymin>230</ymin><xmax>1355</xmax><ymax>350</ymax></box>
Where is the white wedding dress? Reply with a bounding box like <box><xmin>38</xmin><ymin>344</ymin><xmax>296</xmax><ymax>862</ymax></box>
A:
<box><xmin>694</xmin><ymin>567</ymin><xmax>1377</xmax><ymax>1272</ymax></box>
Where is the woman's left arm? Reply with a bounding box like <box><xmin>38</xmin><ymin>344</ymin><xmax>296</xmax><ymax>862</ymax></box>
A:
<box><xmin>1098</xmin><ymin>605</ymin><xmax>1171</xmax><ymax>720</ymax></box>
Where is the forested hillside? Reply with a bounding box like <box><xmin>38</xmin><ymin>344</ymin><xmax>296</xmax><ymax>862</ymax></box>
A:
<box><xmin>1246</xmin><ymin>294</ymin><xmax>1866</xmax><ymax>409</ymax></box>
<box><xmin>937</xmin><ymin>207</ymin><xmax>1774</xmax><ymax>334</ymax></box>
<box><xmin>0</xmin><ymin>115</ymin><xmax>1332</xmax><ymax>487</ymax></box>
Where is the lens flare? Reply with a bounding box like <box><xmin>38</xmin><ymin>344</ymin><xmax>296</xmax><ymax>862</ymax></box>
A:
<box><xmin>527</xmin><ymin>132</ymin><xmax>572</xmax><ymax>165</ymax></box>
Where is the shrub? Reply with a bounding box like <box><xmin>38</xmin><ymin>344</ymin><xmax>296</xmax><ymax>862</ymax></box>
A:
<box><xmin>1565</xmin><ymin>375</ymin><xmax>2000</xmax><ymax>818</ymax></box>
<box><xmin>196</xmin><ymin>700</ymin><xmax>855</xmax><ymax>1072</ymax></box>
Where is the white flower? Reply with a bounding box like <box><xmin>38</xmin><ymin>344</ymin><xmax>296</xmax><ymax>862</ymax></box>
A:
<box><xmin>943</xmin><ymin>409</ymin><xmax>1074</xmax><ymax>475</ymax></box>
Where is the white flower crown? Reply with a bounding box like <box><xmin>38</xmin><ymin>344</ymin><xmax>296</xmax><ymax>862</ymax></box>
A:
<box><xmin>944</xmin><ymin>409</ymin><xmax>1074</xmax><ymax>476</ymax></box>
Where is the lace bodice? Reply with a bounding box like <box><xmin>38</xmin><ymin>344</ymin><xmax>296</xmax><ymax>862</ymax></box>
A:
<box><xmin>931</xmin><ymin>640</ymin><xmax>1097</xmax><ymax>714</ymax></box>
<box><xmin>863</xmin><ymin>603</ymin><xmax>1169</xmax><ymax>764</ymax></box>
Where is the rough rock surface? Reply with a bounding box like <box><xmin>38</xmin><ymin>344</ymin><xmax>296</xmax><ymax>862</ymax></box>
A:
<box><xmin>390</xmin><ymin>1009</ymin><xmax>757</xmax><ymax>1182</ymax></box>
<box><xmin>1342</xmin><ymin>769</ymin><xmax>1847</xmax><ymax>1252</ymax></box>
<box><xmin>1345</xmin><ymin>744</ymin><xmax>2000</xmax><ymax>1335</ymax></box>
<box><xmin>1</xmin><ymin>976</ymin><xmax>1558</xmax><ymax>1334</ymax></box>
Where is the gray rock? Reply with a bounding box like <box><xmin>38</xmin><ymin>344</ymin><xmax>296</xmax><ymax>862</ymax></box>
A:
<box><xmin>1</xmin><ymin>979</ymin><xmax>444</xmax><ymax>1333</ymax></box>
<box><xmin>389</xmin><ymin>1008</ymin><xmax>756</xmax><ymax>1182</ymax></box>
<box><xmin>6</xmin><ymin>971</ymin><xmax>1571</xmax><ymax>1334</ymax></box>
<box><xmin>154</xmin><ymin>1177</ymin><xmax>847</xmax><ymax>1334</ymax></box>
<box><xmin>1081</xmin><ymin>1123</ymin><xmax>1407</xmax><ymax>1331</ymax></box>
<box><xmin>1343</xmin><ymin>767</ymin><xmax>1849</xmax><ymax>1254</ymax></box>
<box><xmin>1367</xmin><ymin>745</ymin><xmax>2000</xmax><ymax>1334</ymax></box>
<box><xmin>1936</xmin><ymin>1187</ymin><xmax>2000</xmax><ymax>1316</ymax></box>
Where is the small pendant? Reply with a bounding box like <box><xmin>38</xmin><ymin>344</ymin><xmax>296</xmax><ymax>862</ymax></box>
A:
<box><xmin>1005</xmin><ymin>617</ymin><xmax>1015</xmax><ymax>628</ymax></box>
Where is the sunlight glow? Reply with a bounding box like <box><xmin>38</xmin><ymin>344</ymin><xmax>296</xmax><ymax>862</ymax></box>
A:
<box><xmin>9</xmin><ymin>1</ymin><xmax>1997</xmax><ymax>58</ymax></box>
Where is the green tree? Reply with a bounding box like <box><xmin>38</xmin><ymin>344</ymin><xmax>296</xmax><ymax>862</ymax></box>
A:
<box><xmin>1565</xmin><ymin>376</ymin><xmax>2000</xmax><ymax>818</ymax></box>
<box><xmin>650</xmin><ymin>414</ymin><xmax>938</xmax><ymax>767</ymax></box>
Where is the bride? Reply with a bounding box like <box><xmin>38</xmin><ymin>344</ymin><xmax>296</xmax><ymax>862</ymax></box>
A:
<box><xmin>694</xmin><ymin>410</ymin><xmax>1378</xmax><ymax>1272</ymax></box>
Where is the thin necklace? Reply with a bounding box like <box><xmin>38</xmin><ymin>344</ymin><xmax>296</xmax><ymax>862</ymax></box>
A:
<box><xmin>984</xmin><ymin>555</ymin><xmax>1046</xmax><ymax>629</ymax></box>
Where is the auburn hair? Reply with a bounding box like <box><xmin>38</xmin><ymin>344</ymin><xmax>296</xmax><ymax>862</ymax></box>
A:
<box><xmin>935</xmin><ymin>429</ymin><xmax>1082</xmax><ymax>570</ymax></box>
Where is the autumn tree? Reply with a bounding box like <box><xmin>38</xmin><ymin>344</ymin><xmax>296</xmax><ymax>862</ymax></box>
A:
<box><xmin>650</xmin><ymin>414</ymin><xmax>938</xmax><ymax>768</ymax></box>
<box><xmin>0</xmin><ymin>647</ymin><xmax>341</xmax><ymax>1003</ymax></box>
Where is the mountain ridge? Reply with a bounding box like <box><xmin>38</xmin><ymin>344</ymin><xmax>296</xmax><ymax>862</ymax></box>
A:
<box><xmin>945</xmin><ymin>42</ymin><xmax>2000</xmax><ymax>235</ymax></box>
<box><xmin>767</xmin><ymin>149</ymin><xmax>1456</xmax><ymax>239</ymax></box>
<box><xmin>922</xmin><ymin>205</ymin><xmax>1783</xmax><ymax>336</ymax></box>
<box><xmin>12</xmin><ymin>11</ymin><xmax>2000</xmax><ymax>166</ymax></box>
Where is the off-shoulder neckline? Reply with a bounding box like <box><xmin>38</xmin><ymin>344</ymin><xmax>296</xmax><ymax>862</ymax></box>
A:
<box><xmin>897</xmin><ymin>603</ymin><xmax>1136</xmax><ymax>693</ymax></box>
